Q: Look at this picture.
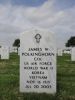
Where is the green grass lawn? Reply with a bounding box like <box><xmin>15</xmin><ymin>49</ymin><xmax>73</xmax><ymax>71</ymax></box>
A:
<box><xmin>0</xmin><ymin>53</ymin><xmax>75</xmax><ymax>100</ymax></box>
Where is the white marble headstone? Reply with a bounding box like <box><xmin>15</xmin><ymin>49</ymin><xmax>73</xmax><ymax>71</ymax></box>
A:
<box><xmin>0</xmin><ymin>47</ymin><xmax>1</xmax><ymax>58</ymax></box>
<box><xmin>63</xmin><ymin>50</ymin><xmax>71</xmax><ymax>54</ymax></box>
<box><xmin>57</xmin><ymin>49</ymin><xmax>63</xmax><ymax>56</ymax></box>
<box><xmin>18</xmin><ymin>47</ymin><xmax>20</xmax><ymax>55</ymax></box>
<box><xmin>1</xmin><ymin>46</ymin><xmax>9</xmax><ymax>59</ymax></box>
<box><xmin>20</xmin><ymin>29</ymin><xmax>56</xmax><ymax>93</ymax></box>
<box><xmin>71</xmin><ymin>47</ymin><xmax>75</xmax><ymax>61</ymax></box>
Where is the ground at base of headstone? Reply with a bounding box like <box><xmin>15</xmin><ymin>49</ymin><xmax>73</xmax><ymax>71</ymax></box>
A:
<box><xmin>0</xmin><ymin>53</ymin><xmax>75</xmax><ymax>100</ymax></box>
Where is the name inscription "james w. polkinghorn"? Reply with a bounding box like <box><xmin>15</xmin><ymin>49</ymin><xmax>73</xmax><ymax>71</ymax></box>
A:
<box><xmin>22</xmin><ymin>48</ymin><xmax>55</xmax><ymax>56</ymax></box>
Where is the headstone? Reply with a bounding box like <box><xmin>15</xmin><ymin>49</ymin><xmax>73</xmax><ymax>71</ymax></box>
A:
<box><xmin>71</xmin><ymin>47</ymin><xmax>75</xmax><ymax>61</ymax></box>
<box><xmin>1</xmin><ymin>46</ymin><xmax>9</xmax><ymax>59</ymax></box>
<box><xmin>9</xmin><ymin>47</ymin><xmax>17</xmax><ymax>53</ymax></box>
<box><xmin>57</xmin><ymin>49</ymin><xmax>63</xmax><ymax>56</ymax></box>
<box><xmin>18</xmin><ymin>47</ymin><xmax>20</xmax><ymax>55</ymax></box>
<box><xmin>0</xmin><ymin>47</ymin><xmax>1</xmax><ymax>59</ymax></box>
<box><xmin>13</xmin><ymin>47</ymin><xmax>17</xmax><ymax>53</ymax></box>
<box><xmin>63</xmin><ymin>50</ymin><xmax>71</xmax><ymax>54</ymax></box>
<box><xmin>20</xmin><ymin>29</ymin><xmax>56</xmax><ymax>93</ymax></box>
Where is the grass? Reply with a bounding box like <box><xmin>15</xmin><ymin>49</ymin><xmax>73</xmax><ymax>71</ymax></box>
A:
<box><xmin>0</xmin><ymin>53</ymin><xmax>75</xmax><ymax>100</ymax></box>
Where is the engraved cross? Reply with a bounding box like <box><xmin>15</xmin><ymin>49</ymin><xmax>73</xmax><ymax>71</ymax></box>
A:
<box><xmin>35</xmin><ymin>34</ymin><xmax>42</xmax><ymax>43</ymax></box>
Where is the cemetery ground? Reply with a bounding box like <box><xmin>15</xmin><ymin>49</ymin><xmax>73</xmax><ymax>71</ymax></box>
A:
<box><xmin>0</xmin><ymin>53</ymin><xmax>75</xmax><ymax>100</ymax></box>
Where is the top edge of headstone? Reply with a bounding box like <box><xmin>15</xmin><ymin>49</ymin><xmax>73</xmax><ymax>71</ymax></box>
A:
<box><xmin>21</xmin><ymin>27</ymin><xmax>55</xmax><ymax>35</ymax></box>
